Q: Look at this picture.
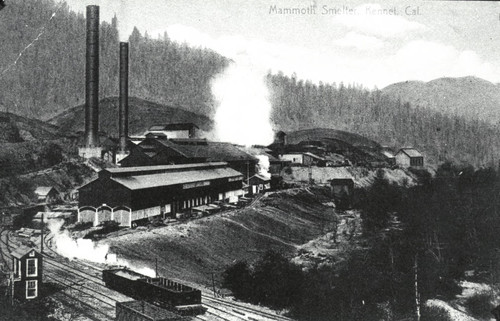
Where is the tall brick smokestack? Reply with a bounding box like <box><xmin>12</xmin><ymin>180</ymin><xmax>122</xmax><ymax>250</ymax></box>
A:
<box><xmin>119</xmin><ymin>42</ymin><xmax>129</xmax><ymax>153</ymax></box>
<box><xmin>84</xmin><ymin>5</ymin><xmax>99</xmax><ymax>147</ymax></box>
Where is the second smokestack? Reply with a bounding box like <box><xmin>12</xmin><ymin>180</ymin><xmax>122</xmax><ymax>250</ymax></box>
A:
<box><xmin>119</xmin><ymin>42</ymin><xmax>129</xmax><ymax>153</ymax></box>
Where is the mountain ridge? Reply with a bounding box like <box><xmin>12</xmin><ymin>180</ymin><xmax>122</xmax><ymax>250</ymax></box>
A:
<box><xmin>382</xmin><ymin>76</ymin><xmax>500</xmax><ymax>122</ymax></box>
<box><xmin>49</xmin><ymin>96</ymin><xmax>214</xmax><ymax>137</ymax></box>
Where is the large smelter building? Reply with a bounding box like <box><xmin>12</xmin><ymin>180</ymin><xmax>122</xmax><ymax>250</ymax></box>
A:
<box><xmin>78</xmin><ymin>162</ymin><xmax>244</xmax><ymax>227</ymax></box>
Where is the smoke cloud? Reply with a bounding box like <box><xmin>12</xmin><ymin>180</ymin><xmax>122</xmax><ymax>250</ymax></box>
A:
<box><xmin>47</xmin><ymin>219</ymin><xmax>155</xmax><ymax>277</ymax></box>
<box><xmin>211</xmin><ymin>61</ymin><xmax>274</xmax><ymax>147</ymax></box>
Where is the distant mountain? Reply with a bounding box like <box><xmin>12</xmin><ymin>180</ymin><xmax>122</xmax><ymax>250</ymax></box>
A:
<box><xmin>382</xmin><ymin>76</ymin><xmax>500</xmax><ymax>123</ymax></box>
<box><xmin>268</xmin><ymin>73</ymin><xmax>500</xmax><ymax>166</ymax></box>
<box><xmin>48</xmin><ymin>96</ymin><xmax>213</xmax><ymax>137</ymax></box>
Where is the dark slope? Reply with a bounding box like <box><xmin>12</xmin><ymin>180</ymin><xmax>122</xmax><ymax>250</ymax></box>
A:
<box><xmin>48</xmin><ymin>96</ymin><xmax>213</xmax><ymax>136</ymax></box>
<box><xmin>0</xmin><ymin>111</ymin><xmax>59</xmax><ymax>143</ymax></box>
<box><xmin>285</xmin><ymin>128</ymin><xmax>381</xmax><ymax>149</ymax></box>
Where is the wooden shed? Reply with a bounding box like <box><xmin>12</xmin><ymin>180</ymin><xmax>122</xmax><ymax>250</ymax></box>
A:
<box><xmin>395</xmin><ymin>148</ymin><xmax>424</xmax><ymax>167</ymax></box>
<box><xmin>34</xmin><ymin>186</ymin><xmax>60</xmax><ymax>204</ymax></box>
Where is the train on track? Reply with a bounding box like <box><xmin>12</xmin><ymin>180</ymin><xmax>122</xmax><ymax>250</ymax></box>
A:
<box><xmin>102</xmin><ymin>268</ymin><xmax>205</xmax><ymax>315</ymax></box>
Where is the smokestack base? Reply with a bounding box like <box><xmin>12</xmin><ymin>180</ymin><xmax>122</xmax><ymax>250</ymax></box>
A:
<box><xmin>78</xmin><ymin>146</ymin><xmax>103</xmax><ymax>159</ymax></box>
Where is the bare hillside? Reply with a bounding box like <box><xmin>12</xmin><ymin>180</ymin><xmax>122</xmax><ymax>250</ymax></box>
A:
<box><xmin>103</xmin><ymin>188</ymin><xmax>338</xmax><ymax>287</ymax></box>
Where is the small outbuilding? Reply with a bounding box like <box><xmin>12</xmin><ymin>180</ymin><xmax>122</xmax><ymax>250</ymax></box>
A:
<box><xmin>395</xmin><ymin>148</ymin><xmax>424</xmax><ymax>167</ymax></box>
<box><xmin>34</xmin><ymin>186</ymin><xmax>60</xmax><ymax>204</ymax></box>
<box><xmin>248</xmin><ymin>174</ymin><xmax>271</xmax><ymax>195</ymax></box>
<box><xmin>279</xmin><ymin>153</ymin><xmax>304</xmax><ymax>165</ymax></box>
<box><xmin>11</xmin><ymin>247</ymin><xmax>43</xmax><ymax>300</ymax></box>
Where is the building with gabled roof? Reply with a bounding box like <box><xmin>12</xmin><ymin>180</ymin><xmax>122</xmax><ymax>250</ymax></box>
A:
<box><xmin>11</xmin><ymin>247</ymin><xmax>42</xmax><ymax>300</ymax></box>
<box><xmin>34</xmin><ymin>186</ymin><xmax>60</xmax><ymax>204</ymax></box>
<box><xmin>118</xmin><ymin>137</ymin><xmax>258</xmax><ymax>180</ymax></box>
<box><xmin>248</xmin><ymin>174</ymin><xmax>271</xmax><ymax>195</ymax></box>
<box><xmin>78</xmin><ymin>162</ymin><xmax>244</xmax><ymax>227</ymax></box>
<box><xmin>395</xmin><ymin>148</ymin><xmax>424</xmax><ymax>167</ymax></box>
<box><xmin>279</xmin><ymin>152</ymin><xmax>326</xmax><ymax>166</ymax></box>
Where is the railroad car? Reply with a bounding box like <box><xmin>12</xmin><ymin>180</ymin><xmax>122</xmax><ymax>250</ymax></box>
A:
<box><xmin>103</xmin><ymin>268</ymin><xmax>204</xmax><ymax>315</ymax></box>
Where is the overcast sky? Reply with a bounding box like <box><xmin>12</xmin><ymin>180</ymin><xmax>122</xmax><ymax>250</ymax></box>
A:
<box><xmin>60</xmin><ymin>0</ymin><xmax>500</xmax><ymax>89</ymax></box>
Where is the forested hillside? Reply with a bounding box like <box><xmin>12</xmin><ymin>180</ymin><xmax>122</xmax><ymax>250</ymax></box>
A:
<box><xmin>0</xmin><ymin>0</ymin><xmax>227</xmax><ymax>120</ymax></box>
<box><xmin>268</xmin><ymin>73</ymin><xmax>500</xmax><ymax>166</ymax></box>
<box><xmin>2</xmin><ymin>0</ymin><xmax>500</xmax><ymax>166</ymax></box>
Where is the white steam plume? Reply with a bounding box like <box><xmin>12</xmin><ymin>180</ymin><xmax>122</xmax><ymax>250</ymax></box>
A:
<box><xmin>256</xmin><ymin>155</ymin><xmax>271</xmax><ymax>179</ymax></box>
<box><xmin>212</xmin><ymin>61</ymin><xmax>274</xmax><ymax>147</ymax></box>
<box><xmin>47</xmin><ymin>219</ymin><xmax>155</xmax><ymax>277</ymax></box>
<box><xmin>47</xmin><ymin>219</ymin><xmax>110</xmax><ymax>263</ymax></box>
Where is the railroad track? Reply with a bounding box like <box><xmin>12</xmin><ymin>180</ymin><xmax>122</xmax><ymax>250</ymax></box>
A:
<box><xmin>52</xmin><ymin>291</ymin><xmax>113</xmax><ymax>321</ymax></box>
<box><xmin>4</xmin><ymin>230</ymin><xmax>117</xmax><ymax>320</ymax></box>
<box><xmin>203</xmin><ymin>295</ymin><xmax>294</xmax><ymax>321</ymax></box>
<box><xmin>43</xmin><ymin>230</ymin><xmax>296</xmax><ymax>321</ymax></box>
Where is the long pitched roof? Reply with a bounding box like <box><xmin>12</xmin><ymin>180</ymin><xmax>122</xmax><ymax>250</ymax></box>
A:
<box><xmin>169</xmin><ymin>141</ymin><xmax>257</xmax><ymax>162</ymax></box>
<box><xmin>104</xmin><ymin>162</ymin><xmax>229</xmax><ymax>176</ymax></box>
<box><xmin>398</xmin><ymin>148</ymin><xmax>422</xmax><ymax>158</ymax></box>
<box><xmin>134</xmin><ymin>138</ymin><xmax>258</xmax><ymax>163</ymax></box>
<box><xmin>110</xmin><ymin>166</ymin><xmax>243</xmax><ymax>190</ymax></box>
<box><xmin>148</xmin><ymin>123</ymin><xmax>198</xmax><ymax>131</ymax></box>
<box><xmin>303</xmin><ymin>152</ymin><xmax>325</xmax><ymax>160</ymax></box>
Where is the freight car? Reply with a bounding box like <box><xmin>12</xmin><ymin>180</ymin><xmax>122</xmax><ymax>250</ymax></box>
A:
<box><xmin>103</xmin><ymin>268</ymin><xmax>205</xmax><ymax>315</ymax></box>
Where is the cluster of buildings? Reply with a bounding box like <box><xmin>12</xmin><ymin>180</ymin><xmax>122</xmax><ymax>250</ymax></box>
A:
<box><xmin>71</xmin><ymin>5</ymin><xmax>424</xmax><ymax>228</ymax></box>
<box><xmin>72</xmin><ymin>5</ymin><xmax>286</xmax><ymax>228</ymax></box>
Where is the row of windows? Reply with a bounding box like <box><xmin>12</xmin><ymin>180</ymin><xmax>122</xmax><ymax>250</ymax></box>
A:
<box><xmin>182</xmin><ymin>196</ymin><xmax>211</xmax><ymax>209</ymax></box>
<box><xmin>410</xmin><ymin>158</ymin><xmax>424</xmax><ymax>166</ymax></box>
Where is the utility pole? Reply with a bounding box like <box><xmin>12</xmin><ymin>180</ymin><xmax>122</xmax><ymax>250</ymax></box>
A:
<box><xmin>155</xmin><ymin>258</ymin><xmax>158</xmax><ymax>278</ymax></box>
<box><xmin>40</xmin><ymin>213</ymin><xmax>44</xmax><ymax>254</ymax></box>
<box><xmin>211</xmin><ymin>272</ymin><xmax>216</xmax><ymax>298</ymax></box>
<box><xmin>247</xmin><ymin>161</ymin><xmax>250</xmax><ymax>184</ymax></box>
<box><xmin>414</xmin><ymin>254</ymin><xmax>420</xmax><ymax>321</ymax></box>
<box><xmin>11</xmin><ymin>263</ymin><xmax>14</xmax><ymax>306</ymax></box>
